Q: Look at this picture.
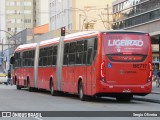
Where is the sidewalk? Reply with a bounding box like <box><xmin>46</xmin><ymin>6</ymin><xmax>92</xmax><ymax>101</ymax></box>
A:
<box><xmin>152</xmin><ymin>81</ymin><xmax>160</xmax><ymax>94</ymax></box>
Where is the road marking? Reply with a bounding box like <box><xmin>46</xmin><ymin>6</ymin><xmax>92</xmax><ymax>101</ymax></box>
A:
<box><xmin>33</xmin><ymin>117</ymin><xmax>43</xmax><ymax>120</ymax></box>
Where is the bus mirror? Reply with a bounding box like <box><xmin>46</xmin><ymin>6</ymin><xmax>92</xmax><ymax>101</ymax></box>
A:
<box><xmin>10</xmin><ymin>56</ymin><xmax>15</xmax><ymax>64</ymax></box>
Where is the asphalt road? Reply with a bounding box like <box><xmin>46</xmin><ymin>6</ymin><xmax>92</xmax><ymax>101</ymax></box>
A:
<box><xmin>0</xmin><ymin>84</ymin><xmax>160</xmax><ymax>120</ymax></box>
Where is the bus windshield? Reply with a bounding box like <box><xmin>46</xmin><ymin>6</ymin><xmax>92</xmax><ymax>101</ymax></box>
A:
<box><xmin>103</xmin><ymin>32</ymin><xmax>150</xmax><ymax>55</ymax></box>
<box><xmin>102</xmin><ymin>32</ymin><xmax>150</xmax><ymax>62</ymax></box>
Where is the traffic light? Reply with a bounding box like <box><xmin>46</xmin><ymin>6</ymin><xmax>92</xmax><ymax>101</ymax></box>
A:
<box><xmin>61</xmin><ymin>27</ymin><xmax>65</xmax><ymax>36</ymax></box>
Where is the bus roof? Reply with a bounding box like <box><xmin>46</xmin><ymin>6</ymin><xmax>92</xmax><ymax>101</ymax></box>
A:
<box><xmin>15</xmin><ymin>30</ymin><xmax>148</xmax><ymax>52</ymax></box>
<box><xmin>104</xmin><ymin>30</ymin><xmax>147</xmax><ymax>34</ymax></box>
<box><xmin>40</xmin><ymin>31</ymin><xmax>99</xmax><ymax>46</ymax></box>
<box><xmin>40</xmin><ymin>30</ymin><xmax>147</xmax><ymax>47</ymax></box>
<box><xmin>15</xmin><ymin>43</ymin><xmax>37</xmax><ymax>52</ymax></box>
<box><xmin>15</xmin><ymin>31</ymin><xmax>99</xmax><ymax>52</ymax></box>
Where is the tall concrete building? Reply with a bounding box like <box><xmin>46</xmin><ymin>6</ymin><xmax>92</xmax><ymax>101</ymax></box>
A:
<box><xmin>35</xmin><ymin>0</ymin><xmax>49</xmax><ymax>26</ymax></box>
<box><xmin>0</xmin><ymin>0</ymin><xmax>6</xmax><ymax>43</ymax></box>
<box><xmin>0</xmin><ymin>1</ymin><xmax>2</xmax><ymax>42</ymax></box>
<box><xmin>49</xmin><ymin>0</ymin><xmax>113</xmax><ymax>33</ymax></box>
<box><xmin>112</xmin><ymin>0</ymin><xmax>160</xmax><ymax>61</ymax></box>
<box><xmin>5</xmin><ymin>0</ymin><xmax>49</xmax><ymax>44</ymax></box>
<box><xmin>5</xmin><ymin>0</ymin><xmax>36</xmax><ymax>35</ymax></box>
<box><xmin>0</xmin><ymin>0</ymin><xmax>6</xmax><ymax>60</ymax></box>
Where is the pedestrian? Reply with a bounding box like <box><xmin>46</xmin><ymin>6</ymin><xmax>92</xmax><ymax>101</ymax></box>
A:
<box><xmin>7</xmin><ymin>70</ymin><xmax>12</xmax><ymax>85</ymax></box>
<box><xmin>156</xmin><ymin>71</ymin><xmax>160</xmax><ymax>87</ymax></box>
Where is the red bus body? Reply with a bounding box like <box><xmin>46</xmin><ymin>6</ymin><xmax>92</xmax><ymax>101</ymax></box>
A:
<box><xmin>12</xmin><ymin>31</ymin><xmax>152</xmax><ymax>101</ymax></box>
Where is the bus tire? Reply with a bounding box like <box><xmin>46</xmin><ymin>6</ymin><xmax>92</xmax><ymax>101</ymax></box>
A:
<box><xmin>16</xmin><ymin>80</ymin><xmax>21</xmax><ymax>90</ymax></box>
<box><xmin>78</xmin><ymin>81</ymin><xmax>85</xmax><ymax>101</ymax></box>
<box><xmin>27</xmin><ymin>80</ymin><xmax>34</xmax><ymax>92</ymax></box>
<box><xmin>16</xmin><ymin>85</ymin><xmax>21</xmax><ymax>90</ymax></box>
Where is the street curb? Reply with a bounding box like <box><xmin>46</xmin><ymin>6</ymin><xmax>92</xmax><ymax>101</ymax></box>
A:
<box><xmin>133</xmin><ymin>97</ymin><xmax>160</xmax><ymax>104</ymax></box>
<box><xmin>151</xmin><ymin>92</ymin><xmax>160</xmax><ymax>94</ymax></box>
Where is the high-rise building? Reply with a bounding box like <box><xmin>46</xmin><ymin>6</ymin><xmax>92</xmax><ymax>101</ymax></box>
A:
<box><xmin>0</xmin><ymin>1</ymin><xmax>1</xmax><ymax>42</ymax></box>
<box><xmin>5</xmin><ymin>0</ymin><xmax>49</xmax><ymax>44</ymax></box>
<box><xmin>35</xmin><ymin>0</ymin><xmax>49</xmax><ymax>26</ymax></box>
<box><xmin>5</xmin><ymin>0</ymin><xmax>36</xmax><ymax>35</ymax></box>
<box><xmin>112</xmin><ymin>0</ymin><xmax>160</xmax><ymax>61</ymax></box>
<box><xmin>49</xmin><ymin>0</ymin><xmax>113</xmax><ymax>32</ymax></box>
<box><xmin>0</xmin><ymin>0</ymin><xmax>6</xmax><ymax>57</ymax></box>
<box><xmin>0</xmin><ymin>0</ymin><xmax>5</xmax><ymax>43</ymax></box>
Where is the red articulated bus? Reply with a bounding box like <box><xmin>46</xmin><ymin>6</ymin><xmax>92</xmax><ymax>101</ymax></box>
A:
<box><xmin>11</xmin><ymin>31</ymin><xmax>152</xmax><ymax>101</ymax></box>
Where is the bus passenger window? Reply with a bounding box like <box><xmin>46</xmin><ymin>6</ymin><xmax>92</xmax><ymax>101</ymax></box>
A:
<box><xmin>63</xmin><ymin>43</ymin><xmax>69</xmax><ymax>65</ymax></box>
<box><xmin>76</xmin><ymin>40</ymin><xmax>84</xmax><ymax>65</ymax></box>
<box><xmin>68</xmin><ymin>42</ymin><xmax>76</xmax><ymax>65</ymax></box>
<box><xmin>87</xmin><ymin>47</ymin><xmax>93</xmax><ymax>65</ymax></box>
<box><xmin>69</xmin><ymin>53</ymin><xmax>75</xmax><ymax>65</ymax></box>
<box><xmin>63</xmin><ymin>54</ymin><xmax>68</xmax><ymax>65</ymax></box>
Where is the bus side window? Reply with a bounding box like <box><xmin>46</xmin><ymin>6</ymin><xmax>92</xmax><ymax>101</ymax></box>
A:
<box><xmin>68</xmin><ymin>42</ymin><xmax>76</xmax><ymax>65</ymax></box>
<box><xmin>87</xmin><ymin>47</ymin><xmax>93</xmax><ymax>65</ymax></box>
<box><xmin>83</xmin><ymin>40</ymin><xmax>87</xmax><ymax>64</ymax></box>
<box><xmin>87</xmin><ymin>38</ymin><xmax>96</xmax><ymax>65</ymax></box>
<box><xmin>63</xmin><ymin>43</ymin><xmax>69</xmax><ymax>65</ymax></box>
<box><xmin>76</xmin><ymin>40</ymin><xmax>84</xmax><ymax>65</ymax></box>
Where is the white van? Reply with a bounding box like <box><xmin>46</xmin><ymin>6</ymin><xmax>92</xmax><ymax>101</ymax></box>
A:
<box><xmin>0</xmin><ymin>72</ymin><xmax>7</xmax><ymax>84</ymax></box>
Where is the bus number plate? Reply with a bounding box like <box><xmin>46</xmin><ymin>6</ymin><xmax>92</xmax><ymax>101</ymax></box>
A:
<box><xmin>133</xmin><ymin>64</ymin><xmax>147</xmax><ymax>69</ymax></box>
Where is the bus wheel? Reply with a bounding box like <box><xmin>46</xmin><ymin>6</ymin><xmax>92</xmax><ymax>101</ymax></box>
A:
<box><xmin>16</xmin><ymin>80</ymin><xmax>21</xmax><ymax>90</ymax></box>
<box><xmin>27</xmin><ymin>80</ymin><xmax>34</xmax><ymax>92</ymax></box>
<box><xmin>50</xmin><ymin>81</ymin><xmax>57</xmax><ymax>96</ymax></box>
<box><xmin>116</xmin><ymin>95</ymin><xmax>133</xmax><ymax>102</ymax></box>
<box><xmin>16</xmin><ymin>85</ymin><xmax>21</xmax><ymax>90</ymax></box>
<box><xmin>78</xmin><ymin>82</ymin><xmax>85</xmax><ymax>101</ymax></box>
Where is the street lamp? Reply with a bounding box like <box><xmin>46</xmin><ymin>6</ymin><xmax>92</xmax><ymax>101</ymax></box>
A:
<box><xmin>0</xmin><ymin>30</ymin><xmax>21</xmax><ymax>72</ymax></box>
<box><xmin>0</xmin><ymin>30</ymin><xmax>18</xmax><ymax>47</ymax></box>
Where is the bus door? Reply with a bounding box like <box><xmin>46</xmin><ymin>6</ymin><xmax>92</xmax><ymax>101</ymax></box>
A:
<box><xmin>86</xmin><ymin>38</ymin><xmax>96</xmax><ymax>95</ymax></box>
<box><xmin>102</xmin><ymin>32</ymin><xmax>151</xmax><ymax>85</ymax></box>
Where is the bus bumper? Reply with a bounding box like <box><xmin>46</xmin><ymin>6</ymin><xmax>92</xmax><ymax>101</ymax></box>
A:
<box><xmin>96</xmin><ymin>81</ymin><xmax>152</xmax><ymax>96</ymax></box>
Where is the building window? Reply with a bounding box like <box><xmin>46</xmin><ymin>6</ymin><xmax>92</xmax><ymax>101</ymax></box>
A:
<box><xmin>8</xmin><ymin>28</ymin><xmax>11</xmax><ymax>32</ymax></box>
<box><xmin>112</xmin><ymin>0</ymin><xmax>160</xmax><ymax>29</ymax></box>
<box><xmin>24</xmin><ymin>19</ymin><xmax>32</xmax><ymax>23</ymax></box>
<box><xmin>8</xmin><ymin>2</ymin><xmax>15</xmax><ymax>6</ymax></box>
<box><xmin>24</xmin><ymin>10</ymin><xmax>32</xmax><ymax>14</ymax></box>
<box><xmin>24</xmin><ymin>2</ymin><xmax>32</xmax><ymax>6</ymax></box>
<box><xmin>16</xmin><ymin>2</ymin><xmax>21</xmax><ymax>6</ymax></box>
<box><xmin>6</xmin><ymin>10</ymin><xmax>15</xmax><ymax>14</ymax></box>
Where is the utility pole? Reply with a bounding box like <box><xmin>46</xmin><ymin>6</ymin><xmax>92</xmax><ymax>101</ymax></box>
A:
<box><xmin>107</xmin><ymin>4</ymin><xmax>110</xmax><ymax>30</ymax></box>
<box><xmin>1</xmin><ymin>38</ymin><xmax>3</xmax><ymax>72</ymax></box>
<box><xmin>79</xmin><ymin>14</ymin><xmax>81</xmax><ymax>30</ymax></box>
<box><xmin>158</xmin><ymin>35</ymin><xmax>160</xmax><ymax>61</ymax></box>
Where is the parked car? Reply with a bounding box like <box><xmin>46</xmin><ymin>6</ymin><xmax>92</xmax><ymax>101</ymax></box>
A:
<box><xmin>0</xmin><ymin>72</ymin><xmax>7</xmax><ymax>84</ymax></box>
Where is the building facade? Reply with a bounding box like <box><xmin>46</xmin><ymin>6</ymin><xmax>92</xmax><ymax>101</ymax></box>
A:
<box><xmin>35</xmin><ymin>0</ymin><xmax>49</xmax><ymax>26</ymax></box>
<box><xmin>5</xmin><ymin>0</ymin><xmax>36</xmax><ymax>35</ymax></box>
<box><xmin>0</xmin><ymin>0</ymin><xmax>6</xmax><ymax>65</ymax></box>
<box><xmin>5</xmin><ymin>0</ymin><xmax>49</xmax><ymax>42</ymax></box>
<box><xmin>49</xmin><ymin>0</ymin><xmax>113</xmax><ymax>32</ymax></box>
<box><xmin>0</xmin><ymin>0</ymin><xmax>6</xmax><ymax>44</ymax></box>
<box><xmin>112</xmin><ymin>0</ymin><xmax>160</xmax><ymax>61</ymax></box>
